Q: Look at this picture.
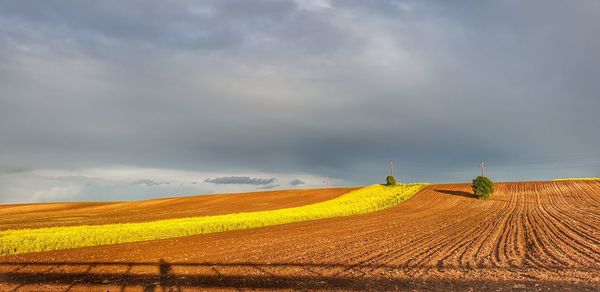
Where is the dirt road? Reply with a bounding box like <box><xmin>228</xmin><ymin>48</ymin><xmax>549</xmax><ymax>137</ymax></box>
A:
<box><xmin>0</xmin><ymin>181</ymin><xmax>598</xmax><ymax>291</ymax></box>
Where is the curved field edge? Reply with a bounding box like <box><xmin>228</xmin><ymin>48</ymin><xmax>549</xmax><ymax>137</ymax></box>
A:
<box><xmin>0</xmin><ymin>188</ymin><xmax>357</xmax><ymax>231</ymax></box>
<box><xmin>0</xmin><ymin>183</ymin><xmax>428</xmax><ymax>256</ymax></box>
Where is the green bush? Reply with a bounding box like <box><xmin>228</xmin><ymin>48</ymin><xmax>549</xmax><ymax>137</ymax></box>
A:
<box><xmin>472</xmin><ymin>176</ymin><xmax>494</xmax><ymax>199</ymax></box>
<box><xmin>386</xmin><ymin>175</ymin><xmax>397</xmax><ymax>186</ymax></box>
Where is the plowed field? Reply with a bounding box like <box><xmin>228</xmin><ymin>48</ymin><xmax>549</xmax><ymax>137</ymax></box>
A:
<box><xmin>1</xmin><ymin>181</ymin><xmax>598</xmax><ymax>291</ymax></box>
<box><xmin>0</xmin><ymin>188</ymin><xmax>356</xmax><ymax>230</ymax></box>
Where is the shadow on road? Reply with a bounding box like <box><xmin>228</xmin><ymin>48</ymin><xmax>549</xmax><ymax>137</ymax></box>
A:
<box><xmin>0</xmin><ymin>259</ymin><xmax>596</xmax><ymax>291</ymax></box>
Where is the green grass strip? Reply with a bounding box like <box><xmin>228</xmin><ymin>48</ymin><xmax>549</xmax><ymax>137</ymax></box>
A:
<box><xmin>554</xmin><ymin>178</ymin><xmax>600</xmax><ymax>181</ymax></box>
<box><xmin>0</xmin><ymin>183</ymin><xmax>428</xmax><ymax>256</ymax></box>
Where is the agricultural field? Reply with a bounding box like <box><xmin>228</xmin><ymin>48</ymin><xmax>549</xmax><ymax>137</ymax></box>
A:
<box><xmin>555</xmin><ymin>178</ymin><xmax>600</xmax><ymax>181</ymax></box>
<box><xmin>0</xmin><ymin>187</ymin><xmax>357</xmax><ymax>230</ymax></box>
<box><xmin>0</xmin><ymin>180</ymin><xmax>599</xmax><ymax>291</ymax></box>
<box><xmin>0</xmin><ymin>184</ymin><xmax>426</xmax><ymax>255</ymax></box>
<box><xmin>3</xmin><ymin>1</ymin><xmax>599</xmax><ymax>291</ymax></box>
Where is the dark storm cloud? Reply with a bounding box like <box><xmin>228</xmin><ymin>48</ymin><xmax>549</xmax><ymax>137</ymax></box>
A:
<box><xmin>289</xmin><ymin>179</ymin><xmax>305</xmax><ymax>186</ymax></box>
<box><xmin>204</xmin><ymin>176</ymin><xmax>277</xmax><ymax>185</ymax></box>
<box><xmin>0</xmin><ymin>0</ymin><xmax>599</xmax><ymax>202</ymax></box>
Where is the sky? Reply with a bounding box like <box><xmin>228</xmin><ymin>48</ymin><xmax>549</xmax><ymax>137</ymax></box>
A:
<box><xmin>0</xmin><ymin>0</ymin><xmax>599</xmax><ymax>203</ymax></box>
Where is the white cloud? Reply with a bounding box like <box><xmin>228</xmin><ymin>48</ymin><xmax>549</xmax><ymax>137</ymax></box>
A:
<box><xmin>30</xmin><ymin>185</ymin><xmax>82</xmax><ymax>203</ymax></box>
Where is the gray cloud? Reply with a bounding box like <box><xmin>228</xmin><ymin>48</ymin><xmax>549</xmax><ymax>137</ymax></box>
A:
<box><xmin>132</xmin><ymin>179</ymin><xmax>171</xmax><ymax>187</ymax></box>
<box><xmin>257</xmin><ymin>184</ymin><xmax>280</xmax><ymax>190</ymax></box>
<box><xmin>0</xmin><ymin>0</ymin><xmax>599</xmax><ymax>202</ymax></box>
<box><xmin>289</xmin><ymin>179</ymin><xmax>305</xmax><ymax>186</ymax></box>
<box><xmin>204</xmin><ymin>176</ymin><xmax>277</xmax><ymax>185</ymax></box>
<box><xmin>0</xmin><ymin>166</ymin><xmax>32</xmax><ymax>174</ymax></box>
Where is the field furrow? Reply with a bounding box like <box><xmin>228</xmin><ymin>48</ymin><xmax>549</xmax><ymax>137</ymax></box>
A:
<box><xmin>1</xmin><ymin>181</ymin><xmax>598</xmax><ymax>291</ymax></box>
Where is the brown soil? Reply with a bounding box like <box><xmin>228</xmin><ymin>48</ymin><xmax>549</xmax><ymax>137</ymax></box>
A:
<box><xmin>0</xmin><ymin>187</ymin><xmax>357</xmax><ymax>230</ymax></box>
<box><xmin>1</xmin><ymin>181</ymin><xmax>599</xmax><ymax>291</ymax></box>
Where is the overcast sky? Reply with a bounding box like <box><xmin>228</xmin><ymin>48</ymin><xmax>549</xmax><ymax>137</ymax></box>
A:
<box><xmin>1</xmin><ymin>0</ymin><xmax>599</xmax><ymax>203</ymax></box>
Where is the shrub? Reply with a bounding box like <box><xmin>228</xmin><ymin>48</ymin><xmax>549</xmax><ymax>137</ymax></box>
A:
<box><xmin>386</xmin><ymin>175</ymin><xmax>397</xmax><ymax>186</ymax></box>
<box><xmin>472</xmin><ymin>176</ymin><xmax>494</xmax><ymax>199</ymax></box>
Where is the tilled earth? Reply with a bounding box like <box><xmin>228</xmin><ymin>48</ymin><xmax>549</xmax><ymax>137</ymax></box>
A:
<box><xmin>0</xmin><ymin>187</ymin><xmax>356</xmax><ymax>230</ymax></box>
<box><xmin>0</xmin><ymin>181</ymin><xmax>599</xmax><ymax>291</ymax></box>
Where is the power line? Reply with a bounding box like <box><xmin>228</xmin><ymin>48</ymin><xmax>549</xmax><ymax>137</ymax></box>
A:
<box><xmin>480</xmin><ymin>161</ymin><xmax>485</xmax><ymax>176</ymax></box>
<box><xmin>395</xmin><ymin>153</ymin><xmax>599</xmax><ymax>168</ymax></box>
<box><xmin>398</xmin><ymin>158</ymin><xmax>599</xmax><ymax>169</ymax></box>
<box><xmin>391</xmin><ymin>164</ymin><xmax>600</xmax><ymax>172</ymax></box>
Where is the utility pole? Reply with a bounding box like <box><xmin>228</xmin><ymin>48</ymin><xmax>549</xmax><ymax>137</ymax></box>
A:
<box><xmin>390</xmin><ymin>160</ymin><xmax>394</xmax><ymax>177</ymax></box>
<box><xmin>480</xmin><ymin>161</ymin><xmax>485</xmax><ymax>177</ymax></box>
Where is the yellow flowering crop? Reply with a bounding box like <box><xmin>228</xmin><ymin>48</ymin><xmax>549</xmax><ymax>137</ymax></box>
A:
<box><xmin>0</xmin><ymin>183</ymin><xmax>428</xmax><ymax>256</ymax></box>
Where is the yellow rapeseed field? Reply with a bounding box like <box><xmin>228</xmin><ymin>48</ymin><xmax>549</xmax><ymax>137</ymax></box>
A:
<box><xmin>0</xmin><ymin>183</ymin><xmax>428</xmax><ymax>255</ymax></box>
